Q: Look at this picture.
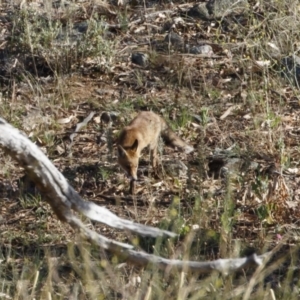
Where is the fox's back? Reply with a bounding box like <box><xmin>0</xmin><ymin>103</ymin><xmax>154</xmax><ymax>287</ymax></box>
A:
<box><xmin>128</xmin><ymin>111</ymin><xmax>164</xmax><ymax>131</ymax></box>
<box><xmin>118</xmin><ymin>111</ymin><xmax>165</xmax><ymax>149</ymax></box>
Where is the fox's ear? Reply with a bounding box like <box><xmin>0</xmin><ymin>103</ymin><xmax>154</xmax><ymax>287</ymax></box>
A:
<box><xmin>117</xmin><ymin>145</ymin><xmax>127</xmax><ymax>158</ymax></box>
<box><xmin>131</xmin><ymin>139</ymin><xmax>138</xmax><ymax>152</ymax></box>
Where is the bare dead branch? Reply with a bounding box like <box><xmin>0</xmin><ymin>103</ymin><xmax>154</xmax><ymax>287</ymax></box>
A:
<box><xmin>0</xmin><ymin>117</ymin><xmax>270</xmax><ymax>274</ymax></box>
<box><xmin>124</xmin><ymin>250</ymin><xmax>272</xmax><ymax>275</ymax></box>
<box><xmin>0</xmin><ymin>117</ymin><xmax>175</xmax><ymax>239</ymax></box>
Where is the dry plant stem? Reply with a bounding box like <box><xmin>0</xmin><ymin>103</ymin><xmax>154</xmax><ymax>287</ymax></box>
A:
<box><xmin>0</xmin><ymin>118</ymin><xmax>270</xmax><ymax>273</ymax></box>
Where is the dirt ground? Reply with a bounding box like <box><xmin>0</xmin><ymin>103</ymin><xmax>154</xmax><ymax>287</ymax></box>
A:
<box><xmin>1</xmin><ymin>0</ymin><xmax>300</xmax><ymax>297</ymax></box>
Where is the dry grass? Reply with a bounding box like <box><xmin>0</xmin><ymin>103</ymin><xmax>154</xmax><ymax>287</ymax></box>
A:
<box><xmin>1</xmin><ymin>0</ymin><xmax>300</xmax><ymax>298</ymax></box>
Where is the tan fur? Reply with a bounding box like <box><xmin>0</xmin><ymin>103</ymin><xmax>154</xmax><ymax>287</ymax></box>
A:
<box><xmin>117</xmin><ymin>111</ymin><xmax>193</xmax><ymax>191</ymax></box>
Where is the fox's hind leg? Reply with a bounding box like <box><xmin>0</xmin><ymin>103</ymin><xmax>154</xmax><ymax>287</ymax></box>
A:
<box><xmin>150</xmin><ymin>143</ymin><xmax>160</xmax><ymax>177</ymax></box>
<box><xmin>150</xmin><ymin>147</ymin><xmax>157</xmax><ymax>169</ymax></box>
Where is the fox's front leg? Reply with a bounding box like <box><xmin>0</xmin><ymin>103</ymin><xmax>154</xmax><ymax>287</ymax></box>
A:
<box><xmin>129</xmin><ymin>179</ymin><xmax>136</xmax><ymax>195</ymax></box>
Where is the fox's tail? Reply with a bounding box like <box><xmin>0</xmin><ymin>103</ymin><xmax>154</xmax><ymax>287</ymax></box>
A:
<box><xmin>161</xmin><ymin>119</ymin><xmax>194</xmax><ymax>154</ymax></box>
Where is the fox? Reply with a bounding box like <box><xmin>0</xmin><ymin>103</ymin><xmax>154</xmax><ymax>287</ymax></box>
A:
<box><xmin>117</xmin><ymin>111</ymin><xmax>194</xmax><ymax>194</ymax></box>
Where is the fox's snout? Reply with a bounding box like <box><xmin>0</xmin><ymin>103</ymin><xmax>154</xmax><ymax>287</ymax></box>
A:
<box><xmin>117</xmin><ymin>144</ymin><xmax>139</xmax><ymax>181</ymax></box>
<box><xmin>128</xmin><ymin>174</ymin><xmax>138</xmax><ymax>181</ymax></box>
<box><xmin>119</xmin><ymin>163</ymin><xmax>138</xmax><ymax>181</ymax></box>
<box><xmin>125</xmin><ymin>165</ymin><xmax>138</xmax><ymax>181</ymax></box>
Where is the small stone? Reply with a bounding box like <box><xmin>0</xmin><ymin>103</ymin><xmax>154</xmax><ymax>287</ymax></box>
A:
<box><xmin>187</xmin><ymin>3</ymin><xmax>211</xmax><ymax>20</ymax></box>
<box><xmin>131</xmin><ymin>52</ymin><xmax>148</xmax><ymax>67</ymax></box>
<box><xmin>164</xmin><ymin>32</ymin><xmax>184</xmax><ymax>50</ymax></box>
<box><xmin>188</xmin><ymin>44</ymin><xmax>213</xmax><ymax>55</ymax></box>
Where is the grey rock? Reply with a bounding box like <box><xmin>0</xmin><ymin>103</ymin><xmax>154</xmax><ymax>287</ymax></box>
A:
<box><xmin>131</xmin><ymin>52</ymin><xmax>148</xmax><ymax>67</ymax></box>
<box><xmin>220</xmin><ymin>158</ymin><xmax>243</xmax><ymax>178</ymax></box>
<box><xmin>187</xmin><ymin>3</ymin><xmax>211</xmax><ymax>20</ymax></box>
<box><xmin>164</xmin><ymin>32</ymin><xmax>185</xmax><ymax>50</ymax></box>
<box><xmin>188</xmin><ymin>0</ymin><xmax>249</xmax><ymax>20</ymax></box>
<box><xmin>209</xmin><ymin>0</ymin><xmax>249</xmax><ymax>19</ymax></box>
<box><xmin>101</xmin><ymin>111</ymin><xmax>119</xmax><ymax>124</ymax></box>
<box><xmin>163</xmin><ymin>160</ymin><xmax>188</xmax><ymax>178</ymax></box>
<box><xmin>188</xmin><ymin>44</ymin><xmax>213</xmax><ymax>55</ymax></box>
<box><xmin>73</xmin><ymin>21</ymin><xmax>89</xmax><ymax>33</ymax></box>
<box><xmin>281</xmin><ymin>55</ymin><xmax>300</xmax><ymax>88</ymax></box>
<box><xmin>208</xmin><ymin>148</ymin><xmax>259</xmax><ymax>179</ymax></box>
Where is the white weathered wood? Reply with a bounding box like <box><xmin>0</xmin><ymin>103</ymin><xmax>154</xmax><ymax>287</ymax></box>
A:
<box><xmin>0</xmin><ymin>117</ymin><xmax>174</xmax><ymax>238</ymax></box>
<box><xmin>0</xmin><ymin>117</ymin><xmax>270</xmax><ymax>273</ymax></box>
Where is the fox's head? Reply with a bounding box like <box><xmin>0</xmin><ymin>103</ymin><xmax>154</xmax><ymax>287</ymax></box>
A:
<box><xmin>117</xmin><ymin>139</ymin><xmax>139</xmax><ymax>181</ymax></box>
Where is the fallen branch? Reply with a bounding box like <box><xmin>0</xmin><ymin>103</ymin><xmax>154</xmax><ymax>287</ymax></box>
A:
<box><xmin>0</xmin><ymin>118</ymin><xmax>174</xmax><ymax>238</ymax></box>
<box><xmin>0</xmin><ymin>117</ymin><xmax>270</xmax><ymax>273</ymax></box>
